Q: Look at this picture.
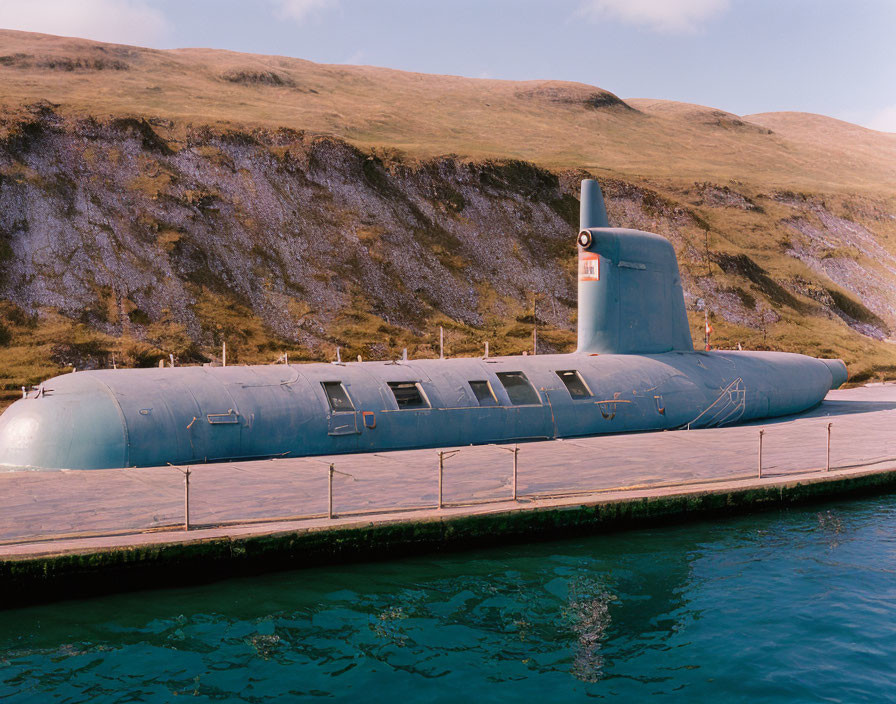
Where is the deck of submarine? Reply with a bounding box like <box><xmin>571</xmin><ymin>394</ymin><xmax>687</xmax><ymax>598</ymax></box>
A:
<box><xmin>1</xmin><ymin>383</ymin><xmax>895</xmax><ymax>606</ymax></box>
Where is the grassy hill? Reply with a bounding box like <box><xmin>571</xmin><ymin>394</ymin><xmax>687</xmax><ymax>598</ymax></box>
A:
<box><xmin>1</xmin><ymin>29</ymin><xmax>894</xmax><ymax>195</ymax></box>
<box><xmin>0</xmin><ymin>29</ymin><xmax>894</xmax><ymax>407</ymax></box>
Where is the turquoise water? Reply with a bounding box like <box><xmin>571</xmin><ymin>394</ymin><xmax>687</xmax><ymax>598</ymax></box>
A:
<box><xmin>3</xmin><ymin>497</ymin><xmax>896</xmax><ymax>703</ymax></box>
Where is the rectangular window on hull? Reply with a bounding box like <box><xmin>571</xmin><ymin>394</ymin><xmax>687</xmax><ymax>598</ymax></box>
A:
<box><xmin>322</xmin><ymin>381</ymin><xmax>355</xmax><ymax>412</ymax></box>
<box><xmin>388</xmin><ymin>381</ymin><xmax>430</xmax><ymax>409</ymax></box>
<box><xmin>495</xmin><ymin>371</ymin><xmax>541</xmax><ymax>406</ymax></box>
<box><xmin>469</xmin><ymin>380</ymin><xmax>498</xmax><ymax>406</ymax></box>
<box><xmin>556</xmin><ymin>370</ymin><xmax>592</xmax><ymax>399</ymax></box>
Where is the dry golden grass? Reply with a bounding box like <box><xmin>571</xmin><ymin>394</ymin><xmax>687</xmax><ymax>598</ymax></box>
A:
<box><xmin>0</xmin><ymin>30</ymin><xmax>893</xmax><ymax>198</ymax></box>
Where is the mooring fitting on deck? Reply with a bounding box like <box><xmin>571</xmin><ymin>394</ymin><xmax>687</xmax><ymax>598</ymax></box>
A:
<box><xmin>498</xmin><ymin>444</ymin><xmax>520</xmax><ymax>501</ymax></box>
<box><xmin>328</xmin><ymin>463</ymin><xmax>334</xmax><ymax>519</ymax></box>
<box><xmin>166</xmin><ymin>463</ymin><xmax>193</xmax><ymax>531</ymax></box>
<box><xmin>183</xmin><ymin>468</ymin><xmax>191</xmax><ymax>531</ymax></box>
<box><xmin>758</xmin><ymin>429</ymin><xmax>765</xmax><ymax>479</ymax></box>
<box><xmin>827</xmin><ymin>423</ymin><xmax>833</xmax><ymax>472</ymax></box>
<box><xmin>437</xmin><ymin>450</ymin><xmax>460</xmax><ymax>509</ymax></box>
<box><xmin>326</xmin><ymin>464</ymin><xmax>355</xmax><ymax>519</ymax></box>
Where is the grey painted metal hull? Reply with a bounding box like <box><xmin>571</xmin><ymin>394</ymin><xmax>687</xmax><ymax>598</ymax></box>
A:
<box><xmin>0</xmin><ymin>350</ymin><xmax>845</xmax><ymax>470</ymax></box>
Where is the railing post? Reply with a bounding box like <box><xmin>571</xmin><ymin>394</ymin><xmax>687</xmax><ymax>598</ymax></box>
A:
<box><xmin>328</xmin><ymin>463</ymin><xmax>334</xmax><ymax>519</ymax></box>
<box><xmin>438</xmin><ymin>451</ymin><xmax>444</xmax><ymax>509</ymax></box>
<box><xmin>512</xmin><ymin>444</ymin><xmax>519</xmax><ymax>501</ymax></box>
<box><xmin>758</xmin><ymin>429</ymin><xmax>764</xmax><ymax>478</ymax></box>
<box><xmin>183</xmin><ymin>467</ymin><xmax>191</xmax><ymax>531</ymax></box>
<box><xmin>826</xmin><ymin>422</ymin><xmax>832</xmax><ymax>472</ymax></box>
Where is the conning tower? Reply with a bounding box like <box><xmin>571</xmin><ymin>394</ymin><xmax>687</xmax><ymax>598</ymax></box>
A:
<box><xmin>576</xmin><ymin>179</ymin><xmax>693</xmax><ymax>355</ymax></box>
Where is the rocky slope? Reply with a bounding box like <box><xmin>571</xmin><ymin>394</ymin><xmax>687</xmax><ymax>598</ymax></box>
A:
<box><xmin>0</xmin><ymin>31</ymin><xmax>894</xmax><ymax>408</ymax></box>
<box><xmin>1</xmin><ymin>108</ymin><xmax>894</xmax><ymax>403</ymax></box>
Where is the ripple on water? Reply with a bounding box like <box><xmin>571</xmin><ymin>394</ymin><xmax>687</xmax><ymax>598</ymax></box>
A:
<box><xmin>3</xmin><ymin>496</ymin><xmax>896</xmax><ymax>701</ymax></box>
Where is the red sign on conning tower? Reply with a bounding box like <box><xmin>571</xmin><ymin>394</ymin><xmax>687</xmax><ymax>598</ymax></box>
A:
<box><xmin>579</xmin><ymin>252</ymin><xmax>600</xmax><ymax>281</ymax></box>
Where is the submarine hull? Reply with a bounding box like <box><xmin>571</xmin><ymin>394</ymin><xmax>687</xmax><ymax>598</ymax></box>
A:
<box><xmin>0</xmin><ymin>350</ymin><xmax>844</xmax><ymax>471</ymax></box>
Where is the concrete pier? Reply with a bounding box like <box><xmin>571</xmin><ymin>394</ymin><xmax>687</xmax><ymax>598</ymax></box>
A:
<box><xmin>1</xmin><ymin>384</ymin><xmax>895</xmax><ymax>607</ymax></box>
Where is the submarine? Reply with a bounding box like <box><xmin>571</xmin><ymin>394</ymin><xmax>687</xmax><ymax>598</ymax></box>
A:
<box><xmin>0</xmin><ymin>180</ymin><xmax>847</xmax><ymax>471</ymax></box>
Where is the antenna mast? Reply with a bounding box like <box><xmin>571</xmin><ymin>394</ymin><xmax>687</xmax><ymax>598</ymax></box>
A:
<box><xmin>533</xmin><ymin>295</ymin><xmax>538</xmax><ymax>355</ymax></box>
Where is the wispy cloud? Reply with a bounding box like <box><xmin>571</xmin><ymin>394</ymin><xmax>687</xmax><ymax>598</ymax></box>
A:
<box><xmin>579</xmin><ymin>0</ymin><xmax>730</xmax><ymax>34</ymax></box>
<box><xmin>273</xmin><ymin>0</ymin><xmax>339</xmax><ymax>24</ymax></box>
<box><xmin>865</xmin><ymin>105</ymin><xmax>896</xmax><ymax>133</ymax></box>
<box><xmin>0</xmin><ymin>0</ymin><xmax>168</xmax><ymax>46</ymax></box>
<box><xmin>341</xmin><ymin>50</ymin><xmax>365</xmax><ymax>65</ymax></box>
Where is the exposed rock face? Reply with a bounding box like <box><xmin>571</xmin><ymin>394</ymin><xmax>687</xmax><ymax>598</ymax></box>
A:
<box><xmin>0</xmin><ymin>112</ymin><xmax>894</xmax><ymax>372</ymax></box>
<box><xmin>0</xmin><ymin>114</ymin><xmax>584</xmax><ymax>355</ymax></box>
<box><xmin>779</xmin><ymin>194</ymin><xmax>896</xmax><ymax>337</ymax></box>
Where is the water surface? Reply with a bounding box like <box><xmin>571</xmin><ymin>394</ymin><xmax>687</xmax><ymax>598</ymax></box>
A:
<box><xmin>3</xmin><ymin>497</ymin><xmax>896</xmax><ymax>702</ymax></box>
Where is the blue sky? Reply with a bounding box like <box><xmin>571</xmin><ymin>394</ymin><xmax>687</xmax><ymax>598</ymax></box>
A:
<box><xmin>1</xmin><ymin>0</ymin><xmax>893</xmax><ymax>131</ymax></box>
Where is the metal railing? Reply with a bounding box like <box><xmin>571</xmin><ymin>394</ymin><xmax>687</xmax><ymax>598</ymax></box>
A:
<box><xmin>3</xmin><ymin>418</ymin><xmax>896</xmax><ymax>546</ymax></box>
<box><xmin>159</xmin><ymin>421</ymin><xmax>868</xmax><ymax>531</ymax></box>
<box><xmin>179</xmin><ymin>421</ymin><xmax>896</xmax><ymax>532</ymax></box>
